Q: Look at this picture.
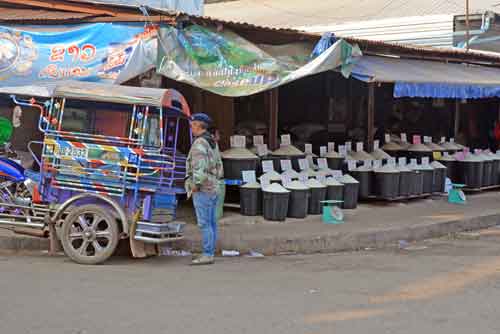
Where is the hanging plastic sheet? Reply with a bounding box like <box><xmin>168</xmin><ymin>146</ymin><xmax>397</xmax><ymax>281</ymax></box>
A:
<box><xmin>310</xmin><ymin>33</ymin><xmax>337</xmax><ymax>59</ymax></box>
<box><xmin>394</xmin><ymin>82</ymin><xmax>500</xmax><ymax>99</ymax></box>
<box><xmin>157</xmin><ymin>25</ymin><xmax>361</xmax><ymax>97</ymax></box>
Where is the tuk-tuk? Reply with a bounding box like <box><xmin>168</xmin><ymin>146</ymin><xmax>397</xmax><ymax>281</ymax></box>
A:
<box><xmin>0</xmin><ymin>81</ymin><xmax>192</xmax><ymax>264</ymax></box>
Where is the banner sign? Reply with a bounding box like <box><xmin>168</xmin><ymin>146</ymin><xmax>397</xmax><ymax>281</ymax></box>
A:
<box><xmin>157</xmin><ymin>25</ymin><xmax>361</xmax><ymax>97</ymax></box>
<box><xmin>0</xmin><ymin>23</ymin><xmax>157</xmax><ymax>86</ymax></box>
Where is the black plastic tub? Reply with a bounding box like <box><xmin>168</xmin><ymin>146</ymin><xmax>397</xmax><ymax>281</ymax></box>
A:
<box><xmin>456</xmin><ymin>155</ymin><xmax>484</xmax><ymax>189</ymax></box>
<box><xmin>239</xmin><ymin>183</ymin><xmax>262</xmax><ymax>216</ymax></box>
<box><xmin>493</xmin><ymin>155</ymin><xmax>500</xmax><ymax>185</ymax></box>
<box><xmin>408</xmin><ymin>169</ymin><xmax>424</xmax><ymax>196</ymax></box>
<box><xmin>325</xmin><ymin>178</ymin><xmax>344</xmax><ymax>202</ymax></box>
<box><xmin>430</xmin><ymin>161</ymin><xmax>447</xmax><ymax>193</ymax></box>
<box><xmin>306</xmin><ymin>179</ymin><xmax>327</xmax><ymax>215</ymax></box>
<box><xmin>352</xmin><ymin>166</ymin><xmax>373</xmax><ymax>199</ymax></box>
<box><xmin>397</xmin><ymin>166</ymin><xmax>412</xmax><ymax>198</ymax></box>
<box><xmin>480</xmin><ymin>155</ymin><xmax>494</xmax><ymax>186</ymax></box>
<box><xmin>326</xmin><ymin>154</ymin><xmax>344</xmax><ymax>170</ymax></box>
<box><xmin>340</xmin><ymin>174</ymin><xmax>359</xmax><ymax>209</ymax></box>
<box><xmin>418</xmin><ymin>166</ymin><xmax>434</xmax><ymax>194</ymax></box>
<box><xmin>285</xmin><ymin>181</ymin><xmax>310</xmax><ymax>218</ymax></box>
<box><xmin>438</xmin><ymin>155</ymin><xmax>457</xmax><ymax>182</ymax></box>
<box><xmin>262</xmin><ymin>184</ymin><xmax>290</xmax><ymax>221</ymax></box>
<box><xmin>374</xmin><ymin>165</ymin><xmax>400</xmax><ymax>200</ymax></box>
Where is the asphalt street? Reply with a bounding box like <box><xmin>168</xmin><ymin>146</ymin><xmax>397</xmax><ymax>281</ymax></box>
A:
<box><xmin>3</xmin><ymin>229</ymin><xmax>500</xmax><ymax>334</ymax></box>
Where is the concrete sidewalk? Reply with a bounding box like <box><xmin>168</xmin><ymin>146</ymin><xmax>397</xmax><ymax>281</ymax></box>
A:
<box><xmin>2</xmin><ymin>191</ymin><xmax>500</xmax><ymax>255</ymax></box>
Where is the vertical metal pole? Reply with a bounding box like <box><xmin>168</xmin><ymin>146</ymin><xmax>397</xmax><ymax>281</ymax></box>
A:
<box><xmin>367</xmin><ymin>83</ymin><xmax>375</xmax><ymax>153</ymax></box>
<box><xmin>267</xmin><ymin>88</ymin><xmax>279</xmax><ymax>150</ymax></box>
<box><xmin>57</xmin><ymin>98</ymin><xmax>66</xmax><ymax>132</ymax></box>
<box><xmin>129</xmin><ymin>105</ymin><xmax>137</xmax><ymax>144</ymax></box>
<box><xmin>465</xmin><ymin>0</ymin><xmax>470</xmax><ymax>51</ymax></box>
<box><xmin>454</xmin><ymin>100</ymin><xmax>461</xmax><ymax>137</ymax></box>
<box><xmin>142</xmin><ymin>106</ymin><xmax>149</xmax><ymax>144</ymax></box>
<box><xmin>159</xmin><ymin>107</ymin><xmax>164</xmax><ymax>150</ymax></box>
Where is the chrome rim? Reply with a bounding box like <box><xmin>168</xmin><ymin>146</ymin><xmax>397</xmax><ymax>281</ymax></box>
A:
<box><xmin>67</xmin><ymin>211</ymin><xmax>114</xmax><ymax>258</ymax></box>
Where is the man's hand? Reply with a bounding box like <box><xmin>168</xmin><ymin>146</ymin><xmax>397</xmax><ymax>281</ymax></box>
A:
<box><xmin>191</xmin><ymin>186</ymin><xmax>199</xmax><ymax>193</ymax></box>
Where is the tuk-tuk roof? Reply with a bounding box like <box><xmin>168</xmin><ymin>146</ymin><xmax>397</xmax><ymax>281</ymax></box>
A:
<box><xmin>0</xmin><ymin>81</ymin><xmax>191</xmax><ymax>116</ymax></box>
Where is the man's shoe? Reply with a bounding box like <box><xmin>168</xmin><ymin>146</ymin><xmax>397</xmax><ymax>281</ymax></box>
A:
<box><xmin>191</xmin><ymin>255</ymin><xmax>214</xmax><ymax>265</ymax></box>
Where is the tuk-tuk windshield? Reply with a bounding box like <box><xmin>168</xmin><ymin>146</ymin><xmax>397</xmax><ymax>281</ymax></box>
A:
<box><xmin>59</xmin><ymin>99</ymin><xmax>161</xmax><ymax>148</ymax></box>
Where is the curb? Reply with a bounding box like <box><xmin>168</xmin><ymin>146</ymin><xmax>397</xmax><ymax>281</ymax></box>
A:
<box><xmin>0</xmin><ymin>233</ymin><xmax>49</xmax><ymax>252</ymax></box>
<box><xmin>1</xmin><ymin>213</ymin><xmax>500</xmax><ymax>255</ymax></box>
<box><xmin>175</xmin><ymin>213</ymin><xmax>500</xmax><ymax>255</ymax></box>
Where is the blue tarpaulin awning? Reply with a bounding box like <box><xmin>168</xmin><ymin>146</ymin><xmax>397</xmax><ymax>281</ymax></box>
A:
<box><xmin>351</xmin><ymin>55</ymin><xmax>500</xmax><ymax>99</ymax></box>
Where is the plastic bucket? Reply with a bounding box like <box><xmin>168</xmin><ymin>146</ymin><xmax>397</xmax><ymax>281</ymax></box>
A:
<box><xmin>398</xmin><ymin>170</ymin><xmax>411</xmax><ymax>197</ymax></box>
<box><xmin>440</xmin><ymin>159</ymin><xmax>457</xmax><ymax>181</ymax></box>
<box><xmin>432</xmin><ymin>168</ymin><xmax>446</xmax><ymax>193</ymax></box>
<box><xmin>308</xmin><ymin>187</ymin><xmax>327</xmax><ymax>215</ymax></box>
<box><xmin>421</xmin><ymin>169</ymin><xmax>434</xmax><ymax>194</ymax></box>
<box><xmin>287</xmin><ymin>189</ymin><xmax>309</xmax><ymax>218</ymax></box>
<box><xmin>342</xmin><ymin>183</ymin><xmax>359</xmax><ymax>209</ymax></box>
<box><xmin>262</xmin><ymin>191</ymin><xmax>290</xmax><ymax>221</ymax></box>
<box><xmin>327</xmin><ymin>157</ymin><xmax>344</xmax><ymax>170</ymax></box>
<box><xmin>239</xmin><ymin>187</ymin><xmax>262</xmax><ymax>216</ymax></box>
<box><xmin>375</xmin><ymin>172</ymin><xmax>400</xmax><ymax>199</ymax></box>
<box><xmin>483</xmin><ymin>160</ymin><xmax>493</xmax><ymax>186</ymax></box>
<box><xmin>492</xmin><ymin>159</ymin><xmax>500</xmax><ymax>185</ymax></box>
<box><xmin>457</xmin><ymin>161</ymin><xmax>483</xmax><ymax>188</ymax></box>
<box><xmin>409</xmin><ymin>170</ymin><xmax>424</xmax><ymax>196</ymax></box>
<box><xmin>352</xmin><ymin>170</ymin><xmax>372</xmax><ymax>199</ymax></box>
<box><xmin>326</xmin><ymin>184</ymin><xmax>344</xmax><ymax>202</ymax></box>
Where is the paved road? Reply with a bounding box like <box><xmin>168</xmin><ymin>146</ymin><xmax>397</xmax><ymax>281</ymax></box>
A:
<box><xmin>3</xmin><ymin>229</ymin><xmax>500</xmax><ymax>334</ymax></box>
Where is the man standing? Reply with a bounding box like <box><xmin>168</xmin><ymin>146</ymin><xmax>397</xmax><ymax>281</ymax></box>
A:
<box><xmin>185</xmin><ymin>113</ymin><xmax>224</xmax><ymax>265</ymax></box>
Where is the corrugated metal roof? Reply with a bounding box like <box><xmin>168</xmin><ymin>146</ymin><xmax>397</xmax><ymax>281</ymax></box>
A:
<box><xmin>298</xmin><ymin>15</ymin><xmax>455</xmax><ymax>48</ymax></box>
<box><xmin>205</xmin><ymin>0</ymin><xmax>500</xmax><ymax>28</ymax></box>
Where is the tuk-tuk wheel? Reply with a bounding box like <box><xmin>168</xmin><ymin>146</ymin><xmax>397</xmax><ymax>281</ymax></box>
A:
<box><xmin>60</xmin><ymin>204</ymin><xmax>119</xmax><ymax>265</ymax></box>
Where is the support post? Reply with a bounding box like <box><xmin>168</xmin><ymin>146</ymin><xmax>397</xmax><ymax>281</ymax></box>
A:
<box><xmin>266</xmin><ymin>88</ymin><xmax>279</xmax><ymax>150</ymax></box>
<box><xmin>47</xmin><ymin>219</ymin><xmax>62</xmax><ymax>255</ymax></box>
<box><xmin>454</xmin><ymin>100</ymin><xmax>461</xmax><ymax>137</ymax></box>
<box><xmin>465</xmin><ymin>0</ymin><xmax>470</xmax><ymax>51</ymax></box>
<box><xmin>367</xmin><ymin>83</ymin><xmax>375</xmax><ymax>152</ymax></box>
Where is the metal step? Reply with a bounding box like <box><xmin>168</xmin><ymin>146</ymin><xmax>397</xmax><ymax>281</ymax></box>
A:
<box><xmin>134</xmin><ymin>234</ymin><xmax>184</xmax><ymax>244</ymax></box>
<box><xmin>134</xmin><ymin>221</ymin><xmax>185</xmax><ymax>244</ymax></box>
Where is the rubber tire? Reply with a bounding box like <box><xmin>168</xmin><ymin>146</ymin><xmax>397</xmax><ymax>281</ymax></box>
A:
<box><xmin>60</xmin><ymin>204</ymin><xmax>119</xmax><ymax>265</ymax></box>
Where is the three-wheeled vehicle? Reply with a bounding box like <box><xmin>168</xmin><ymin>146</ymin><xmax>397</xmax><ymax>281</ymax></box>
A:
<box><xmin>0</xmin><ymin>81</ymin><xmax>192</xmax><ymax>264</ymax></box>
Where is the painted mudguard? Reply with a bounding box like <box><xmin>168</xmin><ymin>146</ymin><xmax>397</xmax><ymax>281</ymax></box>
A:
<box><xmin>0</xmin><ymin>157</ymin><xmax>25</xmax><ymax>182</ymax></box>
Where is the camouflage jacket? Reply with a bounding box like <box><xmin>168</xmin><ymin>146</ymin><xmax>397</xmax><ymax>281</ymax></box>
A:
<box><xmin>185</xmin><ymin>134</ymin><xmax>224</xmax><ymax>197</ymax></box>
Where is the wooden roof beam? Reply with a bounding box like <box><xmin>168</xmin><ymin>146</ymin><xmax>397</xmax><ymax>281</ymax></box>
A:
<box><xmin>0</xmin><ymin>0</ymin><xmax>119</xmax><ymax>16</ymax></box>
